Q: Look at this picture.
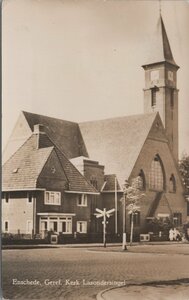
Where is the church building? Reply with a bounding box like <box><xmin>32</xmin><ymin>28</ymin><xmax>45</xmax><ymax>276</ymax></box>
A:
<box><xmin>2</xmin><ymin>16</ymin><xmax>188</xmax><ymax>242</ymax></box>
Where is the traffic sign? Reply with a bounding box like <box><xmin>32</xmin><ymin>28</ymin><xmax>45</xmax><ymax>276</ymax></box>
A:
<box><xmin>94</xmin><ymin>207</ymin><xmax>115</xmax><ymax>248</ymax></box>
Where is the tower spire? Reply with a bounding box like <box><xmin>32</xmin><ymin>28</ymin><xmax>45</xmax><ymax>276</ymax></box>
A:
<box><xmin>142</xmin><ymin>14</ymin><xmax>180</xmax><ymax>161</ymax></box>
<box><xmin>142</xmin><ymin>14</ymin><xmax>179</xmax><ymax>68</ymax></box>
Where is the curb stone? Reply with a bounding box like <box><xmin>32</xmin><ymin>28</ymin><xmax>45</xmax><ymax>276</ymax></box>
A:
<box><xmin>96</xmin><ymin>286</ymin><xmax>124</xmax><ymax>300</ymax></box>
<box><xmin>96</xmin><ymin>279</ymin><xmax>189</xmax><ymax>300</ymax></box>
<box><xmin>96</xmin><ymin>280</ymin><xmax>139</xmax><ymax>300</ymax></box>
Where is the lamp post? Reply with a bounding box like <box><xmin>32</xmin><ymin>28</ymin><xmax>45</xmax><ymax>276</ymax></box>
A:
<box><xmin>122</xmin><ymin>180</ymin><xmax>129</xmax><ymax>251</ymax></box>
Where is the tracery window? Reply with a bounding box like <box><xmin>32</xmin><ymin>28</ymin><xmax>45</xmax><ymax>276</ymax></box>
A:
<box><xmin>149</xmin><ymin>155</ymin><xmax>165</xmax><ymax>191</ymax></box>
<box><xmin>138</xmin><ymin>170</ymin><xmax>145</xmax><ymax>190</ymax></box>
<box><xmin>132</xmin><ymin>171</ymin><xmax>145</xmax><ymax>190</ymax></box>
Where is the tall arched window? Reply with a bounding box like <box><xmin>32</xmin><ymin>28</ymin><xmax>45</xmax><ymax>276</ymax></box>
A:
<box><xmin>169</xmin><ymin>174</ymin><xmax>176</xmax><ymax>193</ymax></box>
<box><xmin>134</xmin><ymin>170</ymin><xmax>145</xmax><ymax>190</ymax></box>
<box><xmin>149</xmin><ymin>155</ymin><xmax>165</xmax><ymax>191</ymax></box>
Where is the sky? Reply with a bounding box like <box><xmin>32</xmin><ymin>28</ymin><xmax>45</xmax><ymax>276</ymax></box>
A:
<box><xmin>2</xmin><ymin>0</ymin><xmax>189</xmax><ymax>157</ymax></box>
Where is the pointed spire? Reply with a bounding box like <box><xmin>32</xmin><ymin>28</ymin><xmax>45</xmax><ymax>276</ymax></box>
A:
<box><xmin>142</xmin><ymin>15</ymin><xmax>179</xmax><ymax>68</ymax></box>
<box><xmin>160</xmin><ymin>16</ymin><xmax>176</xmax><ymax>66</ymax></box>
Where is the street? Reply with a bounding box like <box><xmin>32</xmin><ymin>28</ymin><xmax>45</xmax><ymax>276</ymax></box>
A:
<box><xmin>2</xmin><ymin>243</ymin><xmax>189</xmax><ymax>299</ymax></box>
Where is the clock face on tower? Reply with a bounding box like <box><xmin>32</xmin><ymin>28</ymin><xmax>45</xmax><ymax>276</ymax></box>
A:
<box><xmin>168</xmin><ymin>70</ymin><xmax>174</xmax><ymax>81</ymax></box>
<box><xmin>150</xmin><ymin>70</ymin><xmax>159</xmax><ymax>82</ymax></box>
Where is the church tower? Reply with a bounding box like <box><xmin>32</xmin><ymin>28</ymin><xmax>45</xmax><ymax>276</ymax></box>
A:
<box><xmin>142</xmin><ymin>15</ymin><xmax>179</xmax><ymax>162</ymax></box>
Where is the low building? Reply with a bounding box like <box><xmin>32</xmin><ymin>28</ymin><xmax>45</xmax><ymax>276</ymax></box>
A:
<box><xmin>2</xmin><ymin>124</ymin><xmax>101</xmax><ymax>241</ymax></box>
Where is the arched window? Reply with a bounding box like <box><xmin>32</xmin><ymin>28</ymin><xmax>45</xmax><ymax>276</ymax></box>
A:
<box><xmin>149</xmin><ymin>155</ymin><xmax>165</xmax><ymax>191</ymax></box>
<box><xmin>133</xmin><ymin>170</ymin><xmax>145</xmax><ymax>190</ymax></box>
<box><xmin>169</xmin><ymin>174</ymin><xmax>176</xmax><ymax>193</ymax></box>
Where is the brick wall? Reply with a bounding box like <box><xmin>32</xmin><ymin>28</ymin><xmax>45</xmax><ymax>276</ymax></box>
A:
<box><xmin>130</xmin><ymin>137</ymin><xmax>187</xmax><ymax>230</ymax></box>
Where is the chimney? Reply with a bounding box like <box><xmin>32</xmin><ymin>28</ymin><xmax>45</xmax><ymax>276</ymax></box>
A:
<box><xmin>33</xmin><ymin>124</ymin><xmax>46</xmax><ymax>149</ymax></box>
<box><xmin>33</xmin><ymin>124</ymin><xmax>45</xmax><ymax>135</ymax></box>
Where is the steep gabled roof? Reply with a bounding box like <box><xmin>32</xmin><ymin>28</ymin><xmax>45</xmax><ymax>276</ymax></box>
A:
<box><xmin>2</xmin><ymin>135</ymin><xmax>54</xmax><ymax>191</ymax></box>
<box><xmin>55</xmin><ymin>148</ymin><xmax>98</xmax><ymax>193</ymax></box>
<box><xmin>79</xmin><ymin>112</ymin><xmax>157</xmax><ymax>185</ymax></box>
<box><xmin>22</xmin><ymin>111</ymin><xmax>88</xmax><ymax>159</ymax></box>
<box><xmin>2</xmin><ymin>132</ymin><xmax>98</xmax><ymax>194</ymax></box>
<box><xmin>143</xmin><ymin>16</ymin><xmax>179</xmax><ymax>68</ymax></box>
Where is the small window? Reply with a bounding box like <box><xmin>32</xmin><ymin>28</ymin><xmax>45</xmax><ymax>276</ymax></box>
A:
<box><xmin>51</xmin><ymin>167</ymin><xmax>56</xmax><ymax>174</ymax></box>
<box><xmin>45</xmin><ymin>191</ymin><xmax>61</xmax><ymax>205</ymax></box>
<box><xmin>170</xmin><ymin>89</ymin><xmax>174</xmax><ymax>109</ymax></box>
<box><xmin>169</xmin><ymin>174</ymin><xmax>176</xmax><ymax>193</ymax></box>
<box><xmin>77</xmin><ymin>194</ymin><xmax>87</xmax><ymax>207</ymax></box>
<box><xmin>151</xmin><ymin>88</ymin><xmax>156</xmax><ymax>108</ymax></box>
<box><xmin>60</xmin><ymin>217</ymin><xmax>72</xmax><ymax>234</ymax></box>
<box><xmin>130</xmin><ymin>212</ymin><xmax>140</xmax><ymax>226</ymax></box>
<box><xmin>28</xmin><ymin>193</ymin><xmax>33</xmax><ymax>203</ymax></box>
<box><xmin>77</xmin><ymin>221</ymin><xmax>87</xmax><ymax>233</ymax></box>
<box><xmin>173</xmin><ymin>213</ymin><xmax>182</xmax><ymax>226</ymax></box>
<box><xmin>4</xmin><ymin>221</ymin><xmax>9</xmax><ymax>232</ymax></box>
<box><xmin>4</xmin><ymin>193</ymin><xmax>9</xmax><ymax>203</ymax></box>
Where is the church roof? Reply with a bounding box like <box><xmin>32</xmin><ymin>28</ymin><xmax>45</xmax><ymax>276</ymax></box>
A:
<box><xmin>5</xmin><ymin>110</ymin><xmax>160</xmax><ymax>187</ymax></box>
<box><xmin>22</xmin><ymin>111</ymin><xmax>88</xmax><ymax>159</ymax></box>
<box><xmin>2</xmin><ymin>132</ymin><xmax>98</xmax><ymax>194</ymax></box>
<box><xmin>143</xmin><ymin>15</ymin><xmax>178</xmax><ymax>68</ymax></box>
<box><xmin>79</xmin><ymin>112</ymin><xmax>157</xmax><ymax>185</ymax></box>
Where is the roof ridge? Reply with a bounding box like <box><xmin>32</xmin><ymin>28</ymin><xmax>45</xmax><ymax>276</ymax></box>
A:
<box><xmin>79</xmin><ymin>112</ymin><xmax>157</xmax><ymax>125</ymax></box>
<box><xmin>22</xmin><ymin>110</ymin><xmax>78</xmax><ymax>125</ymax></box>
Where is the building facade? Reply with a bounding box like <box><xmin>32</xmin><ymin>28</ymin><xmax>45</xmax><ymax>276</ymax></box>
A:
<box><xmin>2</xmin><ymin>16</ymin><xmax>188</xmax><ymax>242</ymax></box>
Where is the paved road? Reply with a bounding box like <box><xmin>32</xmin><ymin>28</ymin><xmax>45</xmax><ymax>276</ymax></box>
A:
<box><xmin>2</xmin><ymin>244</ymin><xmax>189</xmax><ymax>300</ymax></box>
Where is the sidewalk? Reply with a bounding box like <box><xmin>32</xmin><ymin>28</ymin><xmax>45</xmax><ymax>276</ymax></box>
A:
<box><xmin>2</xmin><ymin>241</ymin><xmax>188</xmax><ymax>250</ymax></box>
<box><xmin>97</xmin><ymin>279</ymin><xmax>189</xmax><ymax>300</ymax></box>
<box><xmin>1</xmin><ymin>242</ymin><xmax>122</xmax><ymax>250</ymax></box>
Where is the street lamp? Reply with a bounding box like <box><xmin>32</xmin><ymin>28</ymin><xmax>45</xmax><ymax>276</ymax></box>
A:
<box><xmin>122</xmin><ymin>179</ymin><xmax>129</xmax><ymax>251</ymax></box>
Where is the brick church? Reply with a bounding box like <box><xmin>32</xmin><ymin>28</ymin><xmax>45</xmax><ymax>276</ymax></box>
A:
<box><xmin>2</xmin><ymin>16</ymin><xmax>188</xmax><ymax>242</ymax></box>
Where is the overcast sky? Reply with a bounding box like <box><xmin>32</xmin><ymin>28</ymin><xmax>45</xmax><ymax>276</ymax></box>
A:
<box><xmin>2</xmin><ymin>0</ymin><xmax>189</xmax><ymax>157</ymax></box>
